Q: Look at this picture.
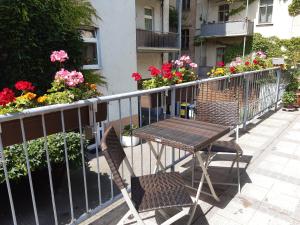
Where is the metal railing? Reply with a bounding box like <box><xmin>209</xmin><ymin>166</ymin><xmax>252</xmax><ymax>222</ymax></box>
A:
<box><xmin>0</xmin><ymin>67</ymin><xmax>284</xmax><ymax>225</ymax></box>
<box><xmin>197</xmin><ymin>20</ymin><xmax>254</xmax><ymax>38</ymax></box>
<box><xmin>136</xmin><ymin>29</ymin><xmax>179</xmax><ymax>49</ymax></box>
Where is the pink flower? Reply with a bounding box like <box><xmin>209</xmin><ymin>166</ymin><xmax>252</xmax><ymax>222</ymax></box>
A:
<box><xmin>256</xmin><ymin>51</ymin><xmax>266</xmax><ymax>59</ymax></box>
<box><xmin>217</xmin><ymin>61</ymin><xmax>225</xmax><ymax>67</ymax></box>
<box><xmin>131</xmin><ymin>72</ymin><xmax>142</xmax><ymax>81</ymax></box>
<box><xmin>55</xmin><ymin>69</ymin><xmax>84</xmax><ymax>87</ymax></box>
<box><xmin>189</xmin><ymin>63</ymin><xmax>198</xmax><ymax>68</ymax></box>
<box><xmin>50</xmin><ymin>50</ymin><xmax>69</xmax><ymax>63</ymax></box>
<box><xmin>175</xmin><ymin>60</ymin><xmax>184</xmax><ymax>67</ymax></box>
<box><xmin>179</xmin><ymin>55</ymin><xmax>192</xmax><ymax>64</ymax></box>
<box><xmin>148</xmin><ymin>66</ymin><xmax>161</xmax><ymax>77</ymax></box>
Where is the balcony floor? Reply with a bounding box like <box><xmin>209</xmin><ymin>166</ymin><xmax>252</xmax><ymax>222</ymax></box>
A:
<box><xmin>91</xmin><ymin>109</ymin><xmax>300</xmax><ymax>225</ymax></box>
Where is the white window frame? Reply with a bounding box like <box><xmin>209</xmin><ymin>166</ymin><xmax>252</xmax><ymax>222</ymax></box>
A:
<box><xmin>81</xmin><ymin>28</ymin><xmax>102</xmax><ymax>70</ymax></box>
<box><xmin>258</xmin><ymin>0</ymin><xmax>273</xmax><ymax>24</ymax></box>
<box><xmin>144</xmin><ymin>7</ymin><xmax>154</xmax><ymax>31</ymax></box>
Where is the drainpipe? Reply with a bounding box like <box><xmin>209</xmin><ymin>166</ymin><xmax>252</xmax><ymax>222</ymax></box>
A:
<box><xmin>161</xmin><ymin>0</ymin><xmax>164</xmax><ymax>32</ymax></box>
<box><xmin>177</xmin><ymin>0</ymin><xmax>182</xmax><ymax>56</ymax></box>
<box><xmin>242</xmin><ymin>0</ymin><xmax>249</xmax><ymax>57</ymax></box>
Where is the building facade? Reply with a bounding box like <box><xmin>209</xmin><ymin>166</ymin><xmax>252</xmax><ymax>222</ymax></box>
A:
<box><xmin>195</xmin><ymin>0</ymin><xmax>300</xmax><ymax>74</ymax></box>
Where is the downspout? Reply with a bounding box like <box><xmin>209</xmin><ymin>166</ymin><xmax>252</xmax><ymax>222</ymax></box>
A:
<box><xmin>161</xmin><ymin>0</ymin><xmax>164</xmax><ymax>64</ymax></box>
<box><xmin>177</xmin><ymin>0</ymin><xmax>182</xmax><ymax>56</ymax></box>
<box><xmin>242</xmin><ymin>0</ymin><xmax>249</xmax><ymax>57</ymax></box>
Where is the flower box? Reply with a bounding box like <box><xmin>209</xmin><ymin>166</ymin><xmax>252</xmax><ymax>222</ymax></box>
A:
<box><xmin>1</xmin><ymin>102</ymin><xmax>107</xmax><ymax>147</ymax></box>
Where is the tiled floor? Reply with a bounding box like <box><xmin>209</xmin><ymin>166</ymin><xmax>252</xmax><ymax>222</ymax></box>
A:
<box><xmin>92</xmin><ymin>109</ymin><xmax>300</xmax><ymax>225</ymax></box>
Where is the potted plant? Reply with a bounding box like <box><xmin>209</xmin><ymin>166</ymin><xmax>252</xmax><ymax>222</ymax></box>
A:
<box><xmin>121</xmin><ymin>124</ymin><xmax>140</xmax><ymax>147</ymax></box>
<box><xmin>282</xmin><ymin>91</ymin><xmax>297</xmax><ymax>111</ymax></box>
<box><xmin>132</xmin><ymin>55</ymin><xmax>198</xmax><ymax>108</ymax></box>
<box><xmin>0</xmin><ymin>50</ymin><xmax>107</xmax><ymax>147</ymax></box>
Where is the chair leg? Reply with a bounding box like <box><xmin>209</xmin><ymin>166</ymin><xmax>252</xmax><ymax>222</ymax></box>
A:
<box><xmin>161</xmin><ymin>207</ymin><xmax>190</xmax><ymax>225</ymax></box>
<box><xmin>237</xmin><ymin>154</ymin><xmax>241</xmax><ymax>193</ymax></box>
<box><xmin>192</xmin><ymin>154</ymin><xmax>196</xmax><ymax>188</ymax></box>
<box><xmin>236</xmin><ymin>125</ymin><xmax>239</xmax><ymax>143</ymax></box>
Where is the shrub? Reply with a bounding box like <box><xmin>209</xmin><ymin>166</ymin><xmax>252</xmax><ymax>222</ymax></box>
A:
<box><xmin>282</xmin><ymin>91</ymin><xmax>297</xmax><ymax>107</ymax></box>
<box><xmin>0</xmin><ymin>132</ymin><xmax>88</xmax><ymax>184</ymax></box>
<box><xmin>0</xmin><ymin>0</ymin><xmax>97</xmax><ymax>93</ymax></box>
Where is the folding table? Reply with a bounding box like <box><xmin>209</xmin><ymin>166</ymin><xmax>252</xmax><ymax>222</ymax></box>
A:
<box><xmin>133</xmin><ymin>117</ymin><xmax>230</xmax><ymax>224</ymax></box>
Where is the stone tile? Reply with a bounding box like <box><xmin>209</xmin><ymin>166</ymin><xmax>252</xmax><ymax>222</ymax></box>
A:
<box><xmin>248</xmin><ymin>211</ymin><xmax>292</xmax><ymax>225</ymax></box>
<box><xmin>284</xmin><ymin>131</ymin><xmax>300</xmax><ymax>142</ymax></box>
<box><xmin>272</xmin><ymin>141</ymin><xmax>298</xmax><ymax>155</ymax></box>
<box><xmin>238</xmin><ymin>134</ymin><xmax>270</xmax><ymax>149</ymax></box>
<box><xmin>264</xmin><ymin>190</ymin><xmax>299</xmax><ymax>213</ymax></box>
<box><xmin>291</xmin><ymin>122</ymin><xmax>300</xmax><ymax>130</ymax></box>
<box><xmin>250</xmin><ymin>125</ymin><xmax>280</xmax><ymax>137</ymax></box>
<box><xmin>256</xmin><ymin>160</ymin><xmax>285</xmax><ymax>174</ymax></box>
<box><xmin>216</xmin><ymin>197</ymin><xmax>258</xmax><ymax>225</ymax></box>
<box><xmin>248</xmin><ymin>173</ymin><xmax>277</xmax><ymax>189</ymax></box>
<box><xmin>264</xmin><ymin>154</ymin><xmax>290</xmax><ymax>166</ymax></box>
<box><xmin>270</xmin><ymin>181</ymin><xmax>300</xmax><ymax>199</ymax></box>
<box><xmin>240</xmin><ymin>183</ymin><xmax>269</xmax><ymax>201</ymax></box>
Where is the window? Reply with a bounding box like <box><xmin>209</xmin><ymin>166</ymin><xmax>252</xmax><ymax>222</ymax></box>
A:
<box><xmin>218</xmin><ymin>4</ymin><xmax>229</xmax><ymax>22</ymax></box>
<box><xmin>144</xmin><ymin>7</ymin><xmax>154</xmax><ymax>31</ymax></box>
<box><xmin>259</xmin><ymin>0</ymin><xmax>273</xmax><ymax>23</ymax></box>
<box><xmin>181</xmin><ymin>29</ymin><xmax>189</xmax><ymax>50</ymax></box>
<box><xmin>182</xmin><ymin>0</ymin><xmax>191</xmax><ymax>10</ymax></box>
<box><xmin>81</xmin><ymin>28</ymin><xmax>101</xmax><ymax>70</ymax></box>
<box><xmin>216</xmin><ymin>47</ymin><xmax>225</xmax><ymax>65</ymax></box>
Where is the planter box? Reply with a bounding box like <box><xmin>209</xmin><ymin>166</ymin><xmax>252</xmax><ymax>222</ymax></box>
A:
<box><xmin>121</xmin><ymin>136</ymin><xmax>140</xmax><ymax>147</ymax></box>
<box><xmin>140</xmin><ymin>86</ymin><xmax>195</xmax><ymax>109</ymax></box>
<box><xmin>1</xmin><ymin>102</ymin><xmax>107</xmax><ymax>147</ymax></box>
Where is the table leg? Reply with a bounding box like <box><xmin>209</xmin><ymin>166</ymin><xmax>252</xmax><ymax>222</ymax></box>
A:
<box><xmin>147</xmin><ymin>142</ymin><xmax>165</xmax><ymax>173</ymax></box>
<box><xmin>195</xmin><ymin>151</ymin><xmax>220</xmax><ymax>202</ymax></box>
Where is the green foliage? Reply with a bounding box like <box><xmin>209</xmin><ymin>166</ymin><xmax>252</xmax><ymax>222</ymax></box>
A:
<box><xmin>0</xmin><ymin>132</ymin><xmax>88</xmax><ymax>184</ymax></box>
<box><xmin>289</xmin><ymin>0</ymin><xmax>300</xmax><ymax>16</ymax></box>
<box><xmin>0</xmin><ymin>0</ymin><xmax>97</xmax><ymax>93</ymax></box>
<box><xmin>282</xmin><ymin>91</ymin><xmax>297</xmax><ymax>106</ymax></box>
<box><xmin>224</xmin><ymin>33</ymin><xmax>300</xmax><ymax>67</ymax></box>
<box><xmin>228</xmin><ymin>0</ymin><xmax>256</xmax><ymax>16</ymax></box>
<box><xmin>45</xmin><ymin>90</ymin><xmax>75</xmax><ymax>104</ymax></box>
<box><xmin>285</xmin><ymin>69</ymin><xmax>300</xmax><ymax>92</ymax></box>
<box><xmin>122</xmin><ymin>124</ymin><xmax>138</xmax><ymax>136</ymax></box>
<box><xmin>83</xmin><ymin>70</ymin><xmax>107</xmax><ymax>87</ymax></box>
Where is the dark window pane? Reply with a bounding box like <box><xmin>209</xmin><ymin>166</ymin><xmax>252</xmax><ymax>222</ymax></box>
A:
<box><xmin>82</xmin><ymin>43</ymin><xmax>98</xmax><ymax>65</ymax></box>
<box><xmin>259</xmin><ymin>7</ymin><xmax>267</xmax><ymax>23</ymax></box>
<box><xmin>181</xmin><ymin>29</ymin><xmax>189</xmax><ymax>49</ymax></box>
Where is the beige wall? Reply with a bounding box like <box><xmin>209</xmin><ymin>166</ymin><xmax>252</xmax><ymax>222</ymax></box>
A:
<box><xmin>137</xmin><ymin>53</ymin><xmax>162</xmax><ymax>78</ymax></box>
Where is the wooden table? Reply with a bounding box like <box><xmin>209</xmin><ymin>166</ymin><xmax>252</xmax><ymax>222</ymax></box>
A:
<box><xmin>133</xmin><ymin>117</ymin><xmax>230</xmax><ymax>225</ymax></box>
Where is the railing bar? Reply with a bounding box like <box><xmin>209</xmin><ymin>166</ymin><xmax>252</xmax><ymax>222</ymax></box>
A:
<box><xmin>93</xmin><ymin>107</ymin><xmax>102</xmax><ymax>205</ymax></box>
<box><xmin>41</xmin><ymin>114</ymin><xmax>59</xmax><ymax>225</ymax></box>
<box><xmin>20</xmin><ymin>118</ymin><xmax>40</xmax><ymax>225</ymax></box>
<box><xmin>156</xmin><ymin>94</ymin><xmax>159</xmax><ymax>171</ymax></box>
<box><xmin>148</xmin><ymin>95</ymin><xmax>151</xmax><ymax>173</ymax></box>
<box><xmin>118</xmin><ymin>100</ymin><xmax>124</xmax><ymax>178</ymax></box>
<box><xmin>60</xmin><ymin>111</ymin><xmax>75</xmax><ymax>222</ymax></box>
<box><xmin>106</xmin><ymin>103</ymin><xmax>114</xmax><ymax>199</ymax></box>
<box><xmin>0</xmin><ymin>124</ymin><xmax>18</xmax><ymax>225</ymax></box>
<box><xmin>129</xmin><ymin>98</ymin><xmax>134</xmax><ymax>170</ymax></box>
<box><xmin>138</xmin><ymin>96</ymin><xmax>144</xmax><ymax>176</ymax></box>
<box><xmin>77</xmin><ymin>108</ymin><xmax>89</xmax><ymax>212</ymax></box>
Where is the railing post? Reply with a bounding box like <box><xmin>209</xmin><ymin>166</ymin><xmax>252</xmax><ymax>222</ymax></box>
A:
<box><xmin>274</xmin><ymin>68</ymin><xmax>282</xmax><ymax>111</ymax></box>
<box><xmin>170</xmin><ymin>87</ymin><xmax>176</xmax><ymax>172</ymax></box>
<box><xmin>243</xmin><ymin>75</ymin><xmax>250</xmax><ymax>130</ymax></box>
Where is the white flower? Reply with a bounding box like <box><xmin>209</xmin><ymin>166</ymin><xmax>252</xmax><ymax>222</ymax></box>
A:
<box><xmin>281</xmin><ymin>46</ymin><xmax>287</xmax><ymax>52</ymax></box>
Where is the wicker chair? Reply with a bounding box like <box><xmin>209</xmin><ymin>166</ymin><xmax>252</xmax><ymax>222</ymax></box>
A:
<box><xmin>194</xmin><ymin>100</ymin><xmax>243</xmax><ymax>193</ymax></box>
<box><xmin>101</xmin><ymin>126</ymin><xmax>193</xmax><ymax>225</ymax></box>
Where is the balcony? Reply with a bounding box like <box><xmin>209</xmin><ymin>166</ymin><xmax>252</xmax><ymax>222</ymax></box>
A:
<box><xmin>136</xmin><ymin>29</ymin><xmax>180</xmax><ymax>52</ymax></box>
<box><xmin>1</xmin><ymin>68</ymin><xmax>293</xmax><ymax>225</ymax></box>
<box><xmin>198</xmin><ymin>20</ymin><xmax>254</xmax><ymax>38</ymax></box>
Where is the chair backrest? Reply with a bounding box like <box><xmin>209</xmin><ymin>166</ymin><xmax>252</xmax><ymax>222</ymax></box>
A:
<box><xmin>101</xmin><ymin>126</ymin><xmax>127</xmax><ymax>190</ymax></box>
<box><xmin>195</xmin><ymin>100</ymin><xmax>240</xmax><ymax>127</ymax></box>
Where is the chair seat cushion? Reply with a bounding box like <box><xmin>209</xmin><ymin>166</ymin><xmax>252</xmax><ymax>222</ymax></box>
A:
<box><xmin>131</xmin><ymin>172</ymin><xmax>193</xmax><ymax>212</ymax></box>
<box><xmin>204</xmin><ymin>141</ymin><xmax>243</xmax><ymax>154</ymax></box>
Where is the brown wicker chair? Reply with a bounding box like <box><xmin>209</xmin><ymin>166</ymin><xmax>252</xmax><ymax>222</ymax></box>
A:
<box><xmin>194</xmin><ymin>100</ymin><xmax>243</xmax><ymax>193</ymax></box>
<box><xmin>101</xmin><ymin>126</ymin><xmax>193</xmax><ymax>225</ymax></box>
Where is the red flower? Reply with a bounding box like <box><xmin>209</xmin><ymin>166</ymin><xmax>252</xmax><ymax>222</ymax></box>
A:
<box><xmin>163</xmin><ymin>72</ymin><xmax>173</xmax><ymax>80</ymax></box>
<box><xmin>0</xmin><ymin>88</ymin><xmax>15</xmax><ymax>106</ymax></box>
<box><xmin>217</xmin><ymin>61</ymin><xmax>225</xmax><ymax>67</ymax></box>
<box><xmin>245</xmin><ymin>61</ymin><xmax>250</xmax><ymax>66</ymax></box>
<box><xmin>175</xmin><ymin>71</ymin><xmax>183</xmax><ymax>78</ymax></box>
<box><xmin>161</xmin><ymin>63</ymin><xmax>172</xmax><ymax>73</ymax></box>
<box><xmin>15</xmin><ymin>81</ymin><xmax>35</xmax><ymax>91</ymax></box>
<box><xmin>131</xmin><ymin>72</ymin><xmax>142</xmax><ymax>81</ymax></box>
<box><xmin>253</xmin><ymin>59</ymin><xmax>259</xmax><ymax>65</ymax></box>
<box><xmin>229</xmin><ymin>66</ymin><xmax>236</xmax><ymax>74</ymax></box>
<box><xmin>148</xmin><ymin>66</ymin><xmax>161</xmax><ymax>77</ymax></box>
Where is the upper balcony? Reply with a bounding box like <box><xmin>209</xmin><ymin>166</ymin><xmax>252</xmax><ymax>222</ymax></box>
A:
<box><xmin>136</xmin><ymin>29</ymin><xmax>180</xmax><ymax>52</ymax></box>
<box><xmin>197</xmin><ymin>20</ymin><xmax>254</xmax><ymax>38</ymax></box>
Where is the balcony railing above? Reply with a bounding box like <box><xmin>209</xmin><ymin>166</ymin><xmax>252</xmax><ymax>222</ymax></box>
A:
<box><xmin>136</xmin><ymin>29</ymin><xmax>180</xmax><ymax>52</ymax></box>
<box><xmin>197</xmin><ymin>20</ymin><xmax>254</xmax><ymax>38</ymax></box>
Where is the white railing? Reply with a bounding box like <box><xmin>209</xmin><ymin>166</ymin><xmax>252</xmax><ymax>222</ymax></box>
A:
<box><xmin>0</xmin><ymin>67</ymin><xmax>284</xmax><ymax>225</ymax></box>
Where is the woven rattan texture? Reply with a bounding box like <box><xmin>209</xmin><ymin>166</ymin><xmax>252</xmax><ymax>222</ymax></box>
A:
<box><xmin>195</xmin><ymin>100</ymin><xmax>240</xmax><ymax>127</ymax></box>
<box><xmin>101</xmin><ymin>126</ymin><xmax>127</xmax><ymax>190</ymax></box>
<box><xmin>131</xmin><ymin>172</ymin><xmax>193</xmax><ymax>212</ymax></box>
<box><xmin>133</xmin><ymin>117</ymin><xmax>230</xmax><ymax>153</ymax></box>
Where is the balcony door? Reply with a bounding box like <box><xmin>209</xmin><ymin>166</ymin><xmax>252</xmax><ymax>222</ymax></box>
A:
<box><xmin>218</xmin><ymin>4</ymin><xmax>229</xmax><ymax>22</ymax></box>
<box><xmin>144</xmin><ymin>7</ymin><xmax>154</xmax><ymax>31</ymax></box>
